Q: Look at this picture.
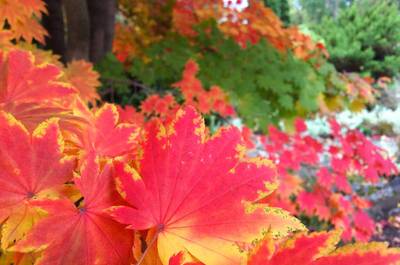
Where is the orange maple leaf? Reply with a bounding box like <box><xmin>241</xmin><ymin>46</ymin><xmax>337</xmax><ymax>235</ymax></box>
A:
<box><xmin>109</xmin><ymin>106</ymin><xmax>304</xmax><ymax>265</ymax></box>
<box><xmin>0</xmin><ymin>0</ymin><xmax>48</xmax><ymax>44</ymax></box>
<box><xmin>0</xmin><ymin>111</ymin><xmax>75</xmax><ymax>249</ymax></box>
<box><xmin>14</xmin><ymin>156</ymin><xmax>134</xmax><ymax>265</ymax></box>
<box><xmin>64</xmin><ymin>60</ymin><xmax>101</xmax><ymax>104</ymax></box>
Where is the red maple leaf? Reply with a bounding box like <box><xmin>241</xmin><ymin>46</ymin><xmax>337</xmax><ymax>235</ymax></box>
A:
<box><xmin>109</xmin><ymin>106</ymin><xmax>304</xmax><ymax>265</ymax></box>
<box><xmin>316</xmin><ymin>167</ymin><xmax>335</xmax><ymax>189</ymax></box>
<box><xmin>0</xmin><ymin>111</ymin><xmax>75</xmax><ymax>248</ymax></box>
<box><xmin>0</xmin><ymin>49</ymin><xmax>75</xmax><ymax>106</ymax></box>
<box><xmin>297</xmin><ymin>189</ymin><xmax>331</xmax><ymax>221</ymax></box>
<box><xmin>117</xmin><ymin>105</ymin><xmax>145</xmax><ymax>126</ymax></box>
<box><xmin>14</xmin><ymin>156</ymin><xmax>134</xmax><ymax>265</ymax></box>
<box><xmin>294</xmin><ymin>118</ymin><xmax>307</xmax><ymax>133</ymax></box>
<box><xmin>70</xmin><ymin>102</ymin><xmax>140</xmax><ymax>158</ymax></box>
<box><xmin>0</xmin><ymin>49</ymin><xmax>76</xmax><ymax>130</ymax></box>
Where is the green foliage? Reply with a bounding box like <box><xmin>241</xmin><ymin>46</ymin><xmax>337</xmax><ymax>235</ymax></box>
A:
<box><xmin>291</xmin><ymin>0</ymin><xmax>352</xmax><ymax>24</ymax></box>
<box><xmin>263</xmin><ymin>0</ymin><xmax>290</xmax><ymax>25</ymax></box>
<box><xmin>313</xmin><ymin>0</ymin><xmax>400</xmax><ymax>77</ymax></box>
<box><xmin>132</xmin><ymin>22</ymin><xmax>331</xmax><ymax>130</ymax></box>
<box><xmin>95</xmin><ymin>53</ymin><xmax>130</xmax><ymax>97</ymax></box>
<box><xmin>95</xmin><ymin>53</ymin><xmax>145</xmax><ymax>106</ymax></box>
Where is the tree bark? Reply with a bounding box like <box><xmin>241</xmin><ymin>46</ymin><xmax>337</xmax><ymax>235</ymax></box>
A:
<box><xmin>64</xmin><ymin>0</ymin><xmax>90</xmax><ymax>61</ymax></box>
<box><xmin>42</xmin><ymin>0</ymin><xmax>66</xmax><ymax>62</ymax></box>
<box><xmin>104</xmin><ymin>0</ymin><xmax>116</xmax><ymax>54</ymax></box>
<box><xmin>87</xmin><ymin>0</ymin><xmax>116</xmax><ymax>63</ymax></box>
<box><xmin>41</xmin><ymin>0</ymin><xmax>116</xmax><ymax>63</ymax></box>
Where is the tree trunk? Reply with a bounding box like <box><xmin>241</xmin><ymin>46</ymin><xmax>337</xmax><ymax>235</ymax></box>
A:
<box><xmin>41</xmin><ymin>0</ymin><xmax>116</xmax><ymax>63</ymax></box>
<box><xmin>104</xmin><ymin>0</ymin><xmax>116</xmax><ymax>54</ymax></box>
<box><xmin>64</xmin><ymin>0</ymin><xmax>90</xmax><ymax>61</ymax></box>
<box><xmin>87</xmin><ymin>0</ymin><xmax>116</xmax><ymax>63</ymax></box>
<box><xmin>42</xmin><ymin>0</ymin><xmax>66</xmax><ymax>63</ymax></box>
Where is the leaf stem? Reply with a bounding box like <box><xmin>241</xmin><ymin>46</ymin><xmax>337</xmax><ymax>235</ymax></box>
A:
<box><xmin>136</xmin><ymin>225</ymin><xmax>163</xmax><ymax>265</ymax></box>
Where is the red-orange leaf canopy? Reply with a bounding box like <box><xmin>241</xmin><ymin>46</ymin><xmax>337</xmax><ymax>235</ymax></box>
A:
<box><xmin>110</xmin><ymin>106</ymin><xmax>304</xmax><ymax>265</ymax></box>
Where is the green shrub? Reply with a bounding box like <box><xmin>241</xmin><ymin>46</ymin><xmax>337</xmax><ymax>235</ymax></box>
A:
<box><xmin>313</xmin><ymin>0</ymin><xmax>400</xmax><ymax>78</ymax></box>
<box><xmin>132</xmin><ymin>22</ymin><xmax>337</xmax><ymax>130</ymax></box>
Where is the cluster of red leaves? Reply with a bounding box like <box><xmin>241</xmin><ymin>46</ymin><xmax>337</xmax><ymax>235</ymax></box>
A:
<box><xmin>112</xmin><ymin>0</ymin><xmax>328</xmax><ymax>65</ymax></box>
<box><xmin>126</xmin><ymin>59</ymin><xmax>235</xmax><ymax>124</ymax></box>
<box><xmin>117</xmin><ymin>105</ymin><xmax>146</xmax><ymax>125</ymax></box>
<box><xmin>172</xmin><ymin>0</ymin><xmax>328</xmax><ymax>61</ymax></box>
<box><xmin>1</xmin><ymin>44</ymin><xmax>400</xmax><ymax>265</ymax></box>
<box><xmin>113</xmin><ymin>0</ymin><xmax>175</xmax><ymax>61</ymax></box>
<box><xmin>258</xmin><ymin>118</ymin><xmax>398</xmax><ymax>242</ymax></box>
<box><xmin>140</xmin><ymin>93</ymin><xmax>178</xmax><ymax>120</ymax></box>
<box><xmin>246</xmin><ymin>231</ymin><xmax>400</xmax><ymax>265</ymax></box>
<box><xmin>113</xmin><ymin>23</ymin><xmax>138</xmax><ymax>63</ymax></box>
<box><xmin>0</xmin><ymin>0</ymin><xmax>47</xmax><ymax>45</ymax></box>
<box><xmin>342</xmin><ymin>73</ymin><xmax>377</xmax><ymax>105</ymax></box>
<box><xmin>0</xmin><ymin>100</ymin><xmax>306</xmax><ymax>264</ymax></box>
<box><xmin>320</xmin><ymin>73</ymin><xmax>378</xmax><ymax>113</ymax></box>
<box><xmin>171</xmin><ymin>230</ymin><xmax>400</xmax><ymax>265</ymax></box>
<box><xmin>172</xmin><ymin>59</ymin><xmax>235</xmax><ymax>117</ymax></box>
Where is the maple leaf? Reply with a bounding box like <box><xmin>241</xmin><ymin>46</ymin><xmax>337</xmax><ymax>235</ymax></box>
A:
<box><xmin>14</xmin><ymin>156</ymin><xmax>134</xmax><ymax>265</ymax></box>
<box><xmin>0</xmin><ymin>50</ymin><xmax>76</xmax><ymax>129</ymax></box>
<box><xmin>64</xmin><ymin>60</ymin><xmax>101</xmax><ymax>104</ymax></box>
<box><xmin>117</xmin><ymin>105</ymin><xmax>145</xmax><ymax>126</ymax></box>
<box><xmin>352</xmin><ymin>210</ymin><xmax>376</xmax><ymax>242</ymax></box>
<box><xmin>10</xmin><ymin>17</ymin><xmax>48</xmax><ymax>44</ymax></box>
<box><xmin>297</xmin><ymin>189</ymin><xmax>331</xmax><ymax>221</ymax></box>
<box><xmin>70</xmin><ymin>102</ymin><xmax>140</xmax><ymax>158</ymax></box>
<box><xmin>0</xmin><ymin>111</ymin><xmax>75</xmax><ymax>249</ymax></box>
<box><xmin>248</xmin><ymin>231</ymin><xmax>400</xmax><ymax>265</ymax></box>
<box><xmin>109</xmin><ymin>106</ymin><xmax>304</xmax><ymax>265</ymax></box>
<box><xmin>294</xmin><ymin>118</ymin><xmax>307</xmax><ymax>133</ymax></box>
<box><xmin>0</xmin><ymin>50</ymin><xmax>75</xmax><ymax>105</ymax></box>
<box><xmin>140</xmin><ymin>94</ymin><xmax>178</xmax><ymax>119</ymax></box>
<box><xmin>0</xmin><ymin>0</ymin><xmax>48</xmax><ymax>44</ymax></box>
<box><xmin>316</xmin><ymin>167</ymin><xmax>335</xmax><ymax>189</ymax></box>
<box><xmin>19</xmin><ymin>0</ymin><xmax>47</xmax><ymax>18</ymax></box>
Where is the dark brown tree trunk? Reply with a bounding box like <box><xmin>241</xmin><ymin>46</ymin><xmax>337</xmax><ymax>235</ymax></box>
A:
<box><xmin>87</xmin><ymin>0</ymin><xmax>116</xmax><ymax>63</ymax></box>
<box><xmin>104</xmin><ymin>0</ymin><xmax>116</xmax><ymax>54</ymax></box>
<box><xmin>42</xmin><ymin>0</ymin><xmax>66</xmax><ymax>63</ymax></box>
<box><xmin>41</xmin><ymin>0</ymin><xmax>116</xmax><ymax>64</ymax></box>
<box><xmin>64</xmin><ymin>0</ymin><xmax>90</xmax><ymax>61</ymax></box>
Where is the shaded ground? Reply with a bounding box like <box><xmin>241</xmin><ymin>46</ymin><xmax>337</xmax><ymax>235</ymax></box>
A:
<box><xmin>370</xmin><ymin>176</ymin><xmax>400</xmax><ymax>247</ymax></box>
